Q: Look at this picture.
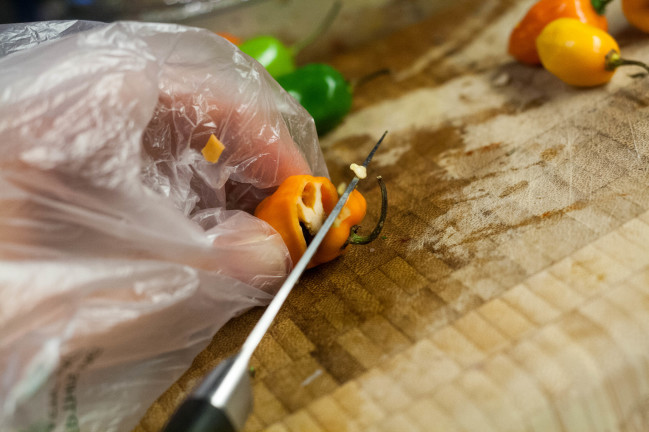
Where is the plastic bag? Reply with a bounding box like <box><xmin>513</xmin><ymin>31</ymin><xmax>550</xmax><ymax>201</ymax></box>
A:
<box><xmin>0</xmin><ymin>20</ymin><xmax>327</xmax><ymax>432</ymax></box>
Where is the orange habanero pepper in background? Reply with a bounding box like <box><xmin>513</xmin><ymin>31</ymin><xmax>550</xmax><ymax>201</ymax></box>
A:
<box><xmin>622</xmin><ymin>0</ymin><xmax>649</xmax><ymax>33</ymax></box>
<box><xmin>254</xmin><ymin>175</ymin><xmax>387</xmax><ymax>269</ymax></box>
<box><xmin>508</xmin><ymin>0</ymin><xmax>608</xmax><ymax>65</ymax></box>
<box><xmin>216</xmin><ymin>32</ymin><xmax>242</xmax><ymax>46</ymax></box>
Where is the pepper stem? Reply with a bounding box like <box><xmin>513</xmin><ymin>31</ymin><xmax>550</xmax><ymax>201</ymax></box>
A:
<box><xmin>605</xmin><ymin>50</ymin><xmax>649</xmax><ymax>74</ymax></box>
<box><xmin>590</xmin><ymin>0</ymin><xmax>613</xmax><ymax>15</ymax></box>
<box><xmin>344</xmin><ymin>176</ymin><xmax>388</xmax><ymax>247</ymax></box>
<box><xmin>291</xmin><ymin>1</ymin><xmax>342</xmax><ymax>56</ymax></box>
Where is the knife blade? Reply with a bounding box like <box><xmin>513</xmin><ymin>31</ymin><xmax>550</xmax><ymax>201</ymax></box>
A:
<box><xmin>162</xmin><ymin>131</ymin><xmax>387</xmax><ymax>432</ymax></box>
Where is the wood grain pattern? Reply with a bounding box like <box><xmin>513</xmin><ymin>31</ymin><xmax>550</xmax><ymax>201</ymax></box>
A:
<box><xmin>135</xmin><ymin>1</ymin><xmax>649</xmax><ymax>430</ymax></box>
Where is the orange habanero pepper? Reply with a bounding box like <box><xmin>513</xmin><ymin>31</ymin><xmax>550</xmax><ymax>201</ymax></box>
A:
<box><xmin>254</xmin><ymin>175</ymin><xmax>387</xmax><ymax>268</ymax></box>
<box><xmin>508</xmin><ymin>0</ymin><xmax>608</xmax><ymax>65</ymax></box>
<box><xmin>590</xmin><ymin>0</ymin><xmax>649</xmax><ymax>33</ymax></box>
<box><xmin>216</xmin><ymin>32</ymin><xmax>242</xmax><ymax>46</ymax></box>
<box><xmin>622</xmin><ymin>0</ymin><xmax>649</xmax><ymax>33</ymax></box>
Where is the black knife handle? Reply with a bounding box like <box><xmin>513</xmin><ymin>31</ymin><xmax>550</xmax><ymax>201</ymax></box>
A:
<box><xmin>162</xmin><ymin>355</ymin><xmax>251</xmax><ymax>432</ymax></box>
<box><xmin>161</xmin><ymin>398</ymin><xmax>235</xmax><ymax>432</ymax></box>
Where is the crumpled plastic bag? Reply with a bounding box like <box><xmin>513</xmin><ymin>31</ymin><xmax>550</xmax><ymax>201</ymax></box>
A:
<box><xmin>0</xmin><ymin>20</ymin><xmax>327</xmax><ymax>432</ymax></box>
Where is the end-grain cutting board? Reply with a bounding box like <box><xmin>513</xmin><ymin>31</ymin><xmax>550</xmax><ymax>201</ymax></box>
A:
<box><xmin>136</xmin><ymin>1</ymin><xmax>649</xmax><ymax>431</ymax></box>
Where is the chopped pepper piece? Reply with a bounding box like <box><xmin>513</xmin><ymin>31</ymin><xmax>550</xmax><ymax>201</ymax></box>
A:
<box><xmin>201</xmin><ymin>134</ymin><xmax>225</xmax><ymax>163</ymax></box>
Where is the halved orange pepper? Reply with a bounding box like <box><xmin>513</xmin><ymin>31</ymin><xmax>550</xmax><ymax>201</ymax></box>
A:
<box><xmin>254</xmin><ymin>175</ymin><xmax>387</xmax><ymax>268</ymax></box>
<box><xmin>508</xmin><ymin>0</ymin><xmax>608</xmax><ymax>65</ymax></box>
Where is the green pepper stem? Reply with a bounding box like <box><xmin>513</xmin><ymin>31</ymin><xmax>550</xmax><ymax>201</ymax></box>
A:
<box><xmin>291</xmin><ymin>1</ymin><xmax>342</xmax><ymax>56</ymax></box>
<box><xmin>590</xmin><ymin>0</ymin><xmax>614</xmax><ymax>15</ymax></box>
<box><xmin>605</xmin><ymin>50</ymin><xmax>649</xmax><ymax>74</ymax></box>
<box><xmin>345</xmin><ymin>176</ymin><xmax>388</xmax><ymax>247</ymax></box>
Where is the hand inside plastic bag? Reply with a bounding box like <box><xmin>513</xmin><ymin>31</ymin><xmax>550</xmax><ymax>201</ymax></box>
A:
<box><xmin>0</xmin><ymin>21</ymin><xmax>326</xmax><ymax>432</ymax></box>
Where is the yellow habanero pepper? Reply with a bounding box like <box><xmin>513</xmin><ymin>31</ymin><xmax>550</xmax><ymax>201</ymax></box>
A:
<box><xmin>536</xmin><ymin>18</ymin><xmax>649</xmax><ymax>87</ymax></box>
<box><xmin>254</xmin><ymin>175</ymin><xmax>387</xmax><ymax>268</ymax></box>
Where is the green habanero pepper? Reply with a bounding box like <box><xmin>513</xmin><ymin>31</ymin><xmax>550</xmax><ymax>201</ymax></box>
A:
<box><xmin>239</xmin><ymin>1</ymin><xmax>341</xmax><ymax>79</ymax></box>
<box><xmin>239</xmin><ymin>36</ymin><xmax>296</xmax><ymax>78</ymax></box>
<box><xmin>277</xmin><ymin>63</ymin><xmax>352</xmax><ymax>135</ymax></box>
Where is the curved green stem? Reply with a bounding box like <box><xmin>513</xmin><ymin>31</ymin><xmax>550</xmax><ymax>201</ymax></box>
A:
<box><xmin>591</xmin><ymin>0</ymin><xmax>614</xmax><ymax>15</ymax></box>
<box><xmin>344</xmin><ymin>176</ymin><xmax>388</xmax><ymax>247</ymax></box>
<box><xmin>605</xmin><ymin>50</ymin><xmax>649</xmax><ymax>74</ymax></box>
<box><xmin>291</xmin><ymin>0</ymin><xmax>342</xmax><ymax>56</ymax></box>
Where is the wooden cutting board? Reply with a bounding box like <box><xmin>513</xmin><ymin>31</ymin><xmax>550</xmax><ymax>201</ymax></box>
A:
<box><xmin>135</xmin><ymin>1</ymin><xmax>649</xmax><ymax>430</ymax></box>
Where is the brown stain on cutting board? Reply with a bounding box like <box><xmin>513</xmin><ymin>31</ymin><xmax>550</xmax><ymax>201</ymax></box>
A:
<box><xmin>540</xmin><ymin>145</ymin><xmax>563</xmax><ymax>161</ymax></box>
<box><xmin>330</xmin><ymin>0</ymin><xmax>516</xmax><ymax>112</ymax></box>
<box><xmin>465</xmin><ymin>142</ymin><xmax>502</xmax><ymax>156</ymax></box>
<box><xmin>323</xmin><ymin>123</ymin><xmax>596</xmax><ymax>320</ymax></box>
<box><xmin>499</xmin><ymin>180</ymin><xmax>528</xmax><ymax>197</ymax></box>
